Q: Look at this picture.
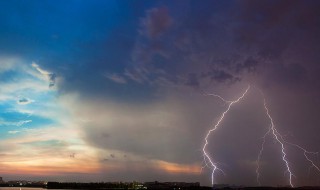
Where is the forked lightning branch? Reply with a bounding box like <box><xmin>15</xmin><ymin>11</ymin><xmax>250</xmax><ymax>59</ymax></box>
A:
<box><xmin>202</xmin><ymin>85</ymin><xmax>320</xmax><ymax>187</ymax></box>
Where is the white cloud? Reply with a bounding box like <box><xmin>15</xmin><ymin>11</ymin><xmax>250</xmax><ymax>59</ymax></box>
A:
<box><xmin>0</xmin><ymin>119</ymin><xmax>32</xmax><ymax>127</ymax></box>
<box><xmin>8</xmin><ymin>130</ymin><xmax>20</xmax><ymax>134</ymax></box>
<box><xmin>0</xmin><ymin>58</ymin><xmax>60</xmax><ymax>121</ymax></box>
<box><xmin>31</xmin><ymin>62</ymin><xmax>51</xmax><ymax>75</ymax></box>
<box><xmin>0</xmin><ymin>59</ymin><xmax>53</xmax><ymax>105</ymax></box>
<box><xmin>31</xmin><ymin>62</ymin><xmax>56</xmax><ymax>87</ymax></box>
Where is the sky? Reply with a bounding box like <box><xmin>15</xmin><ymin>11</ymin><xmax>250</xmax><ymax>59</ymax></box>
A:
<box><xmin>1</xmin><ymin>0</ymin><xmax>320</xmax><ymax>187</ymax></box>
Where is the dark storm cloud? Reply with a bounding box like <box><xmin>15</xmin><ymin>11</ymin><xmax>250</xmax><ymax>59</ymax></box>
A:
<box><xmin>121</xmin><ymin>2</ymin><xmax>269</xmax><ymax>88</ymax></box>
<box><xmin>202</xmin><ymin>70</ymin><xmax>240</xmax><ymax>84</ymax></box>
<box><xmin>235</xmin><ymin>57</ymin><xmax>258</xmax><ymax>74</ymax></box>
<box><xmin>121</xmin><ymin>0</ymin><xmax>320</xmax><ymax>91</ymax></box>
<box><xmin>231</xmin><ymin>0</ymin><xmax>320</xmax><ymax>86</ymax></box>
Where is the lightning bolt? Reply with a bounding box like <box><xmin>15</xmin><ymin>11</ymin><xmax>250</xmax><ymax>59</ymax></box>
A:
<box><xmin>202</xmin><ymin>85</ymin><xmax>250</xmax><ymax>185</ymax></box>
<box><xmin>203</xmin><ymin>91</ymin><xmax>232</xmax><ymax>103</ymax></box>
<box><xmin>286</xmin><ymin>142</ymin><xmax>320</xmax><ymax>173</ymax></box>
<box><xmin>260</xmin><ymin>95</ymin><xmax>295</xmax><ymax>187</ymax></box>
<box><xmin>202</xmin><ymin>86</ymin><xmax>320</xmax><ymax>186</ymax></box>
<box><xmin>257</xmin><ymin>92</ymin><xmax>320</xmax><ymax>187</ymax></box>
<box><xmin>256</xmin><ymin>127</ymin><xmax>271</xmax><ymax>186</ymax></box>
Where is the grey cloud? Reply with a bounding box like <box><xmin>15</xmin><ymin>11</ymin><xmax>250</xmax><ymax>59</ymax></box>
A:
<box><xmin>126</xmin><ymin>4</ymin><xmax>262</xmax><ymax>89</ymax></box>
<box><xmin>204</xmin><ymin>70</ymin><xmax>240</xmax><ymax>84</ymax></box>
<box><xmin>84</xmin><ymin>122</ymin><xmax>197</xmax><ymax>164</ymax></box>
<box><xmin>235</xmin><ymin>57</ymin><xmax>258</xmax><ymax>74</ymax></box>
<box><xmin>230</xmin><ymin>0</ymin><xmax>320</xmax><ymax>86</ymax></box>
<box><xmin>48</xmin><ymin>73</ymin><xmax>56</xmax><ymax>88</ymax></box>
<box><xmin>70</xmin><ymin>95</ymin><xmax>222</xmax><ymax>165</ymax></box>
<box><xmin>17</xmin><ymin>98</ymin><xmax>32</xmax><ymax>105</ymax></box>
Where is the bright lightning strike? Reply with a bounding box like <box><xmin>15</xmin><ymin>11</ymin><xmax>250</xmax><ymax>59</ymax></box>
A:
<box><xmin>202</xmin><ymin>85</ymin><xmax>250</xmax><ymax>185</ymax></box>
<box><xmin>261</xmin><ymin>95</ymin><xmax>295</xmax><ymax>187</ymax></box>
<box><xmin>257</xmin><ymin>93</ymin><xmax>320</xmax><ymax>187</ymax></box>
<box><xmin>286</xmin><ymin>142</ymin><xmax>320</xmax><ymax>173</ymax></box>
<box><xmin>202</xmin><ymin>86</ymin><xmax>320</xmax><ymax>186</ymax></box>
<box><xmin>203</xmin><ymin>91</ymin><xmax>232</xmax><ymax>103</ymax></box>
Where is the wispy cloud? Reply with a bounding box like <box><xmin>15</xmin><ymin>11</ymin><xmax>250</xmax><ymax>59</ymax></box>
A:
<box><xmin>0</xmin><ymin>119</ymin><xmax>32</xmax><ymax>127</ymax></box>
<box><xmin>0</xmin><ymin>124</ymin><xmax>101</xmax><ymax>176</ymax></box>
<box><xmin>104</xmin><ymin>73</ymin><xmax>127</xmax><ymax>84</ymax></box>
<box><xmin>8</xmin><ymin>130</ymin><xmax>20</xmax><ymax>134</ymax></box>
<box><xmin>31</xmin><ymin>62</ymin><xmax>56</xmax><ymax>88</ymax></box>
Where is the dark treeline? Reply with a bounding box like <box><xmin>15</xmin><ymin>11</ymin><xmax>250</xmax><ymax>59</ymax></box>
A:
<box><xmin>46</xmin><ymin>181</ymin><xmax>209</xmax><ymax>189</ymax></box>
<box><xmin>46</xmin><ymin>182</ymin><xmax>320</xmax><ymax>190</ymax></box>
<box><xmin>47</xmin><ymin>182</ymin><xmax>130</xmax><ymax>189</ymax></box>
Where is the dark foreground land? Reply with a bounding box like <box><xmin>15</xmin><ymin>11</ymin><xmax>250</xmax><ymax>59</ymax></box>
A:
<box><xmin>1</xmin><ymin>181</ymin><xmax>320</xmax><ymax>190</ymax></box>
<box><xmin>233</xmin><ymin>187</ymin><xmax>320</xmax><ymax>190</ymax></box>
<box><xmin>44</xmin><ymin>182</ymin><xmax>320</xmax><ymax>190</ymax></box>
